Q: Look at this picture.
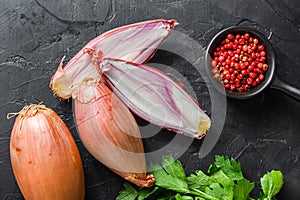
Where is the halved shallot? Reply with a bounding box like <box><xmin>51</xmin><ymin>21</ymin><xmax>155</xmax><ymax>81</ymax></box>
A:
<box><xmin>9</xmin><ymin>104</ymin><xmax>85</xmax><ymax>200</ymax></box>
<box><xmin>72</xmin><ymin>78</ymin><xmax>154</xmax><ymax>187</ymax></box>
<box><xmin>50</xmin><ymin>19</ymin><xmax>177</xmax><ymax>100</ymax></box>
<box><xmin>98</xmin><ymin>58</ymin><xmax>211</xmax><ymax>139</ymax></box>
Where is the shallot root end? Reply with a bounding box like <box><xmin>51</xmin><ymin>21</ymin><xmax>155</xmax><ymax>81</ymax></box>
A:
<box><xmin>125</xmin><ymin>174</ymin><xmax>155</xmax><ymax>188</ymax></box>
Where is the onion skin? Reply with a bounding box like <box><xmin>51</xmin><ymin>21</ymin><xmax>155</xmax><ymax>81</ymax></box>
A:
<box><xmin>10</xmin><ymin>104</ymin><xmax>85</xmax><ymax>200</ymax></box>
<box><xmin>73</xmin><ymin>79</ymin><xmax>154</xmax><ymax>187</ymax></box>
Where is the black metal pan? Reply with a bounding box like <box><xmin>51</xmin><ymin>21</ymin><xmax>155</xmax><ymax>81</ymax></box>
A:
<box><xmin>206</xmin><ymin>26</ymin><xmax>300</xmax><ymax>101</ymax></box>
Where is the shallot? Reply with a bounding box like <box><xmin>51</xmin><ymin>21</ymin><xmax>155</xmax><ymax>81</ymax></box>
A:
<box><xmin>50</xmin><ymin>19</ymin><xmax>176</xmax><ymax>99</ymax></box>
<box><xmin>9</xmin><ymin>104</ymin><xmax>85</xmax><ymax>200</ymax></box>
<box><xmin>98</xmin><ymin>58</ymin><xmax>211</xmax><ymax>139</ymax></box>
<box><xmin>72</xmin><ymin>78</ymin><xmax>154</xmax><ymax>187</ymax></box>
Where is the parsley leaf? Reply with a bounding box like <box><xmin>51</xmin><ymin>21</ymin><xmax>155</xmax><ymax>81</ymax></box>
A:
<box><xmin>137</xmin><ymin>187</ymin><xmax>159</xmax><ymax>200</ymax></box>
<box><xmin>204</xmin><ymin>182</ymin><xmax>233</xmax><ymax>200</ymax></box>
<box><xmin>187</xmin><ymin>170</ymin><xmax>210</xmax><ymax>190</ymax></box>
<box><xmin>150</xmin><ymin>156</ymin><xmax>190</xmax><ymax>194</ymax></box>
<box><xmin>206</xmin><ymin>170</ymin><xmax>235</xmax><ymax>200</ymax></box>
<box><xmin>116</xmin><ymin>182</ymin><xmax>138</xmax><ymax>200</ymax></box>
<box><xmin>233</xmin><ymin>179</ymin><xmax>254</xmax><ymax>200</ymax></box>
<box><xmin>116</xmin><ymin>182</ymin><xmax>158</xmax><ymax>200</ymax></box>
<box><xmin>208</xmin><ymin>155</ymin><xmax>244</xmax><ymax>181</ymax></box>
<box><xmin>259</xmin><ymin>170</ymin><xmax>284</xmax><ymax>200</ymax></box>
<box><xmin>188</xmin><ymin>168</ymin><xmax>234</xmax><ymax>200</ymax></box>
<box><xmin>209</xmin><ymin>170</ymin><xmax>234</xmax><ymax>189</ymax></box>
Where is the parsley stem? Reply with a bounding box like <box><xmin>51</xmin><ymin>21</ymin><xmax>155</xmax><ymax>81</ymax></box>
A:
<box><xmin>190</xmin><ymin>188</ymin><xmax>220</xmax><ymax>200</ymax></box>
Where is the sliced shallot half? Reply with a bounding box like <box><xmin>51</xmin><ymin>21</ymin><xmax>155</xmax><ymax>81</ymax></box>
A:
<box><xmin>72</xmin><ymin>78</ymin><xmax>154</xmax><ymax>187</ymax></box>
<box><xmin>98</xmin><ymin>58</ymin><xmax>211</xmax><ymax>139</ymax></box>
<box><xmin>51</xmin><ymin>19</ymin><xmax>177</xmax><ymax>100</ymax></box>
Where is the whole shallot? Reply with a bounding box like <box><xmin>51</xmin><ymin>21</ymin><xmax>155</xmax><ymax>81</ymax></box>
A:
<box><xmin>9</xmin><ymin>104</ymin><xmax>85</xmax><ymax>200</ymax></box>
<box><xmin>72</xmin><ymin>78</ymin><xmax>154</xmax><ymax>187</ymax></box>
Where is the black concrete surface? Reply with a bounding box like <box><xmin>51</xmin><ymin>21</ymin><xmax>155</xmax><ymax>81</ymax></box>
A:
<box><xmin>0</xmin><ymin>0</ymin><xmax>299</xmax><ymax>199</ymax></box>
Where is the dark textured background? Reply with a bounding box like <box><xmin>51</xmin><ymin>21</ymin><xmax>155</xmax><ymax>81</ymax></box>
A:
<box><xmin>0</xmin><ymin>0</ymin><xmax>300</xmax><ymax>199</ymax></box>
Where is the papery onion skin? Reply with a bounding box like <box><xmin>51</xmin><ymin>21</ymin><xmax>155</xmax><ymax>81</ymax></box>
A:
<box><xmin>10</xmin><ymin>104</ymin><xmax>85</xmax><ymax>200</ymax></box>
<box><xmin>73</xmin><ymin>78</ymin><xmax>154</xmax><ymax>187</ymax></box>
<box><xmin>99</xmin><ymin>58</ymin><xmax>211</xmax><ymax>139</ymax></box>
<box><xmin>50</xmin><ymin>19</ymin><xmax>177</xmax><ymax>100</ymax></box>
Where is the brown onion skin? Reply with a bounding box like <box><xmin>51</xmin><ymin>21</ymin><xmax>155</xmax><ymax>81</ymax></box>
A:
<box><xmin>10</xmin><ymin>104</ymin><xmax>85</xmax><ymax>200</ymax></box>
<box><xmin>73</xmin><ymin>79</ymin><xmax>154</xmax><ymax>187</ymax></box>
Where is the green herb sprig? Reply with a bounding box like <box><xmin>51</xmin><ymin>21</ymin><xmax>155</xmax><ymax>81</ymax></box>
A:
<box><xmin>116</xmin><ymin>155</ymin><xmax>284</xmax><ymax>200</ymax></box>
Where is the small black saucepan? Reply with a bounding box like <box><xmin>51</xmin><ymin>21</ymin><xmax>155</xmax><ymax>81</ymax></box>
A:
<box><xmin>205</xmin><ymin>26</ymin><xmax>300</xmax><ymax>101</ymax></box>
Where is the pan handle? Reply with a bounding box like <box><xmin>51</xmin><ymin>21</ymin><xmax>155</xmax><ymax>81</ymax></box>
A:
<box><xmin>270</xmin><ymin>75</ymin><xmax>300</xmax><ymax>101</ymax></box>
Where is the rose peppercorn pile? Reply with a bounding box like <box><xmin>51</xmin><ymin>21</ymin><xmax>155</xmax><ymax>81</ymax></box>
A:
<box><xmin>211</xmin><ymin>32</ymin><xmax>268</xmax><ymax>92</ymax></box>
